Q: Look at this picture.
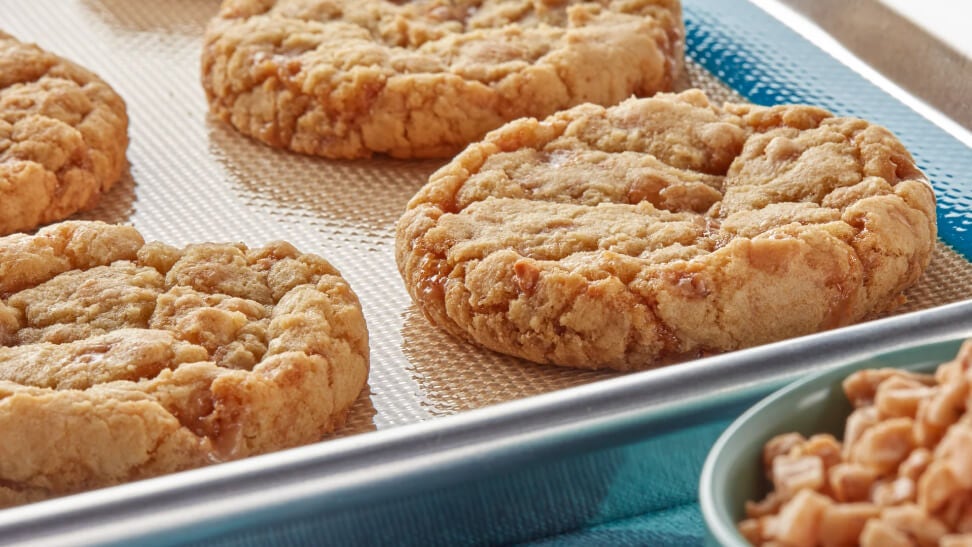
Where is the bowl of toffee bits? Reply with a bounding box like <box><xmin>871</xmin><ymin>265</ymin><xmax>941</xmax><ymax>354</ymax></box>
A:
<box><xmin>700</xmin><ymin>338</ymin><xmax>972</xmax><ymax>546</ymax></box>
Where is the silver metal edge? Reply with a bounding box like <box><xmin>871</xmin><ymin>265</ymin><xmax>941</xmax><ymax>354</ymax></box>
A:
<box><xmin>1</xmin><ymin>300</ymin><xmax>971</xmax><ymax>546</ymax></box>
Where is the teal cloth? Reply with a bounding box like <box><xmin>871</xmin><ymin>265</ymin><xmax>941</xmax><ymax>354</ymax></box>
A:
<box><xmin>192</xmin><ymin>418</ymin><xmax>738</xmax><ymax>546</ymax></box>
<box><xmin>526</xmin><ymin>505</ymin><xmax>706</xmax><ymax>546</ymax></box>
<box><xmin>521</xmin><ymin>421</ymin><xmax>730</xmax><ymax>547</ymax></box>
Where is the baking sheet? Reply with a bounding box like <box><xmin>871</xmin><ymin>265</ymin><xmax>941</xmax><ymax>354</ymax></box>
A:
<box><xmin>3</xmin><ymin>0</ymin><xmax>972</xmax><ymax>442</ymax></box>
<box><xmin>1</xmin><ymin>0</ymin><xmax>972</xmax><ymax>543</ymax></box>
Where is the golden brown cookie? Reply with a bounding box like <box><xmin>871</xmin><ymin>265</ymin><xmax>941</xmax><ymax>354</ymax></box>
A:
<box><xmin>0</xmin><ymin>221</ymin><xmax>369</xmax><ymax>507</ymax></box>
<box><xmin>396</xmin><ymin>89</ymin><xmax>937</xmax><ymax>371</ymax></box>
<box><xmin>201</xmin><ymin>0</ymin><xmax>683</xmax><ymax>159</ymax></box>
<box><xmin>0</xmin><ymin>32</ymin><xmax>128</xmax><ymax>236</ymax></box>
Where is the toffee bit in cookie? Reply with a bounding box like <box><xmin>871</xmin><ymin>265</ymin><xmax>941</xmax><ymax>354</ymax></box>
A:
<box><xmin>396</xmin><ymin>89</ymin><xmax>937</xmax><ymax>370</ymax></box>
<box><xmin>0</xmin><ymin>221</ymin><xmax>369</xmax><ymax>507</ymax></box>
<box><xmin>201</xmin><ymin>0</ymin><xmax>685</xmax><ymax>158</ymax></box>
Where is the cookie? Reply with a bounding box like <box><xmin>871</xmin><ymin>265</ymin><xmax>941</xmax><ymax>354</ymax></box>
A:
<box><xmin>0</xmin><ymin>32</ymin><xmax>128</xmax><ymax>236</ymax></box>
<box><xmin>0</xmin><ymin>221</ymin><xmax>369</xmax><ymax>506</ymax></box>
<box><xmin>396</xmin><ymin>89</ymin><xmax>937</xmax><ymax>370</ymax></box>
<box><xmin>201</xmin><ymin>0</ymin><xmax>683</xmax><ymax>159</ymax></box>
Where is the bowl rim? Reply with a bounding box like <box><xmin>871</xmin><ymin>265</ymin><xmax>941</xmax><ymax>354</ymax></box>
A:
<box><xmin>698</xmin><ymin>336</ymin><xmax>968</xmax><ymax>546</ymax></box>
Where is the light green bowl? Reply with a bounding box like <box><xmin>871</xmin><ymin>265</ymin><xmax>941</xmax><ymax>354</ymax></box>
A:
<box><xmin>699</xmin><ymin>337</ymin><xmax>967</xmax><ymax>546</ymax></box>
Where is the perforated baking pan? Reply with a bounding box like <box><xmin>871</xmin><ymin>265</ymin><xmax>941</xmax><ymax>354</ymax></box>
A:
<box><xmin>1</xmin><ymin>0</ymin><xmax>970</xmax><ymax>544</ymax></box>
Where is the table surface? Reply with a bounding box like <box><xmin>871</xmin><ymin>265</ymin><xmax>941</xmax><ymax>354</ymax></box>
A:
<box><xmin>880</xmin><ymin>0</ymin><xmax>972</xmax><ymax>58</ymax></box>
<box><xmin>780</xmin><ymin>0</ymin><xmax>972</xmax><ymax>131</ymax></box>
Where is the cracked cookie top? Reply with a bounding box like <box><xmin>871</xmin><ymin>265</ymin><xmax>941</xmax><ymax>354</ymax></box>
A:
<box><xmin>0</xmin><ymin>221</ymin><xmax>369</xmax><ymax>506</ymax></box>
<box><xmin>396</xmin><ymin>89</ymin><xmax>937</xmax><ymax>370</ymax></box>
<box><xmin>0</xmin><ymin>32</ymin><xmax>128</xmax><ymax>236</ymax></box>
<box><xmin>201</xmin><ymin>0</ymin><xmax>683</xmax><ymax>158</ymax></box>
